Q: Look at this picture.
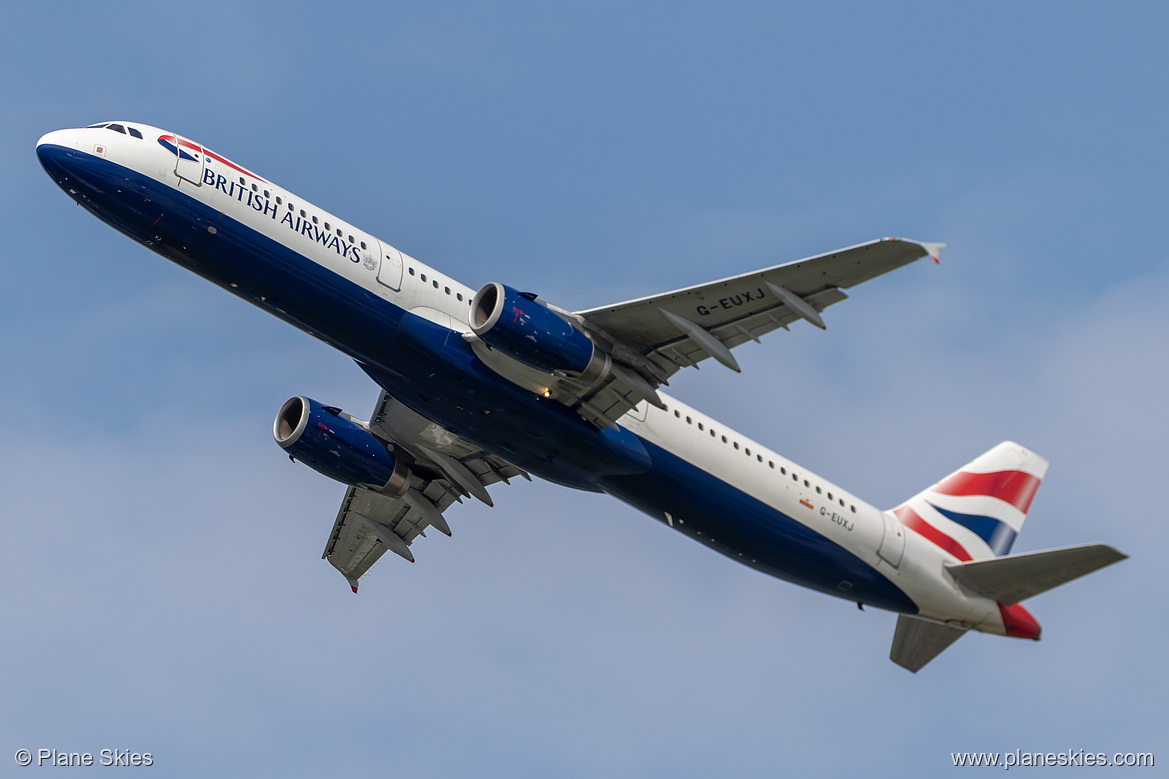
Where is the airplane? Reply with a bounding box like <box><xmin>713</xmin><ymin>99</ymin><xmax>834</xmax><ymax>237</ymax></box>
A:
<box><xmin>36</xmin><ymin>121</ymin><xmax>1126</xmax><ymax>672</ymax></box>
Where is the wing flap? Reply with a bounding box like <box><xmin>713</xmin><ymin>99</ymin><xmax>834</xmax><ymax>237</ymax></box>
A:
<box><xmin>656</xmin><ymin>287</ymin><xmax>848</xmax><ymax>365</ymax></box>
<box><xmin>566</xmin><ymin>239</ymin><xmax>934</xmax><ymax>428</ymax></box>
<box><xmin>321</xmin><ymin>487</ymin><xmax>396</xmax><ymax>587</ymax></box>
<box><xmin>320</xmin><ymin>389</ymin><xmax>531</xmax><ymax>591</ymax></box>
<box><xmin>579</xmin><ymin>237</ymin><xmax>936</xmax><ymax>354</ymax></box>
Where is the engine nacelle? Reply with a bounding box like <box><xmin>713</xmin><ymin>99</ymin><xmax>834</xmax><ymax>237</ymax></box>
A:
<box><xmin>471</xmin><ymin>282</ymin><xmax>605</xmax><ymax>377</ymax></box>
<box><xmin>273</xmin><ymin>396</ymin><xmax>410</xmax><ymax>494</ymax></box>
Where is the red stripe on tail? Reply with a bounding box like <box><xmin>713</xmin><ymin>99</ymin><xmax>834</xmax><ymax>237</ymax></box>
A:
<box><xmin>933</xmin><ymin>470</ymin><xmax>1041</xmax><ymax>514</ymax></box>
<box><xmin>893</xmin><ymin>506</ymin><xmax>973</xmax><ymax>562</ymax></box>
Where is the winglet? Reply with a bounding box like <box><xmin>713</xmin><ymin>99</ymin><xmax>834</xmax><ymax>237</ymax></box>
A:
<box><xmin>347</xmin><ymin>577</ymin><xmax>360</xmax><ymax>594</ymax></box>
<box><xmin>921</xmin><ymin>241</ymin><xmax>947</xmax><ymax>264</ymax></box>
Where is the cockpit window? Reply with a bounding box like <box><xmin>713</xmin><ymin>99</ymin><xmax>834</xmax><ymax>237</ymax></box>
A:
<box><xmin>87</xmin><ymin>123</ymin><xmax>109</xmax><ymax>129</ymax></box>
<box><xmin>127</xmin><ymin>127</ymin><xmax>143</xmax><ymax>139</ymax></box>
<box><xmin>107</xmin><ymin>124</ymin><xmax>127</xmax><ymax>134</ymax></box>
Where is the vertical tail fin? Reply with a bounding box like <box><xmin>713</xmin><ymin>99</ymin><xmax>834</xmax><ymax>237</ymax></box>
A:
<box><xmin>891</xmin><ymin>441</ymin><xmax>1049</xmax><ymax>561</ymax></box>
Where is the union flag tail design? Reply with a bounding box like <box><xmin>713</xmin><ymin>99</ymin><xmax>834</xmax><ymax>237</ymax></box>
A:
<box><xmin>891</xmin><ymin>441</ymin><xmax>1049</xmax><ymax>561</ymax></box>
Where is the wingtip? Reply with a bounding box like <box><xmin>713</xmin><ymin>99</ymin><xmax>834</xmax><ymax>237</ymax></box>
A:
<box><xmin>921</xmin><ymin>241</ymin><xmax>947</xmax><ymax>264</ymax></box>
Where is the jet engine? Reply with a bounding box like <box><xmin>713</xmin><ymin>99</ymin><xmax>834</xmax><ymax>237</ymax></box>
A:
<box><xmin>273</xmin><ymin>396</ymin><xmax>410</xmax><ymax>494</ymax></box>
<box><xmin>470</xmin><ymin>282</ymin><xmax>608</xmax><ymax>379</ymax></box>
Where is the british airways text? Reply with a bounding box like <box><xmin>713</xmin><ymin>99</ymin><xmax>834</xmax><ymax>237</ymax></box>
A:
<box><xmin>201</xmin><ymin>167</ymin><xmax>363</xmax><ymax>262</ymax></box>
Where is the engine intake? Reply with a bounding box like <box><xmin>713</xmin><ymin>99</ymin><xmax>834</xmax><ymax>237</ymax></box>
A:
<box><xmin>274</xmin><ymin>396</ymin><xmax>410</xmax><ymax>494</ymax></box>
<box><xmin>471</xmin><ymin>282</ymin><xmax>604</xmax><ymax>377</ymax></box>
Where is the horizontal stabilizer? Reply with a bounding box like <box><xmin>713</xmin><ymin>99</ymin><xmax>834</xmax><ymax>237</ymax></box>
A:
<box><xmin>890</xmin><ymin>615</ymin><xmax>967</xmax><ymax>673</ymax></box>
<box><xmin>945</xmin><ymin>543</ymin><xmax>1127</xmax><ymax>605</ymax></box>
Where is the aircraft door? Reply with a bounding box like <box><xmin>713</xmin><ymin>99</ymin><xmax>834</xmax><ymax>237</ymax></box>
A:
<box><xmin>171</xmin><ymin>134</ymin><xmax>205</xmax><ymax>186</ymax></box>
<box><xmin>878</xmin><ymin>510</ymin><xmax>906</xmax><ymax>567</ymax></box>
<box><xmin>375</xmin><ymin>239</ymin><xmax>404</xmax><ymax>291</ymax></box>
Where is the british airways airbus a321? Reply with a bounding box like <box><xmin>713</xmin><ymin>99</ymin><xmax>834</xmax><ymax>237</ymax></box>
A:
<box><xmin>36</xmin><ymin>122</ymin><xmax>1126</xmax><ymax>671</ymax></box>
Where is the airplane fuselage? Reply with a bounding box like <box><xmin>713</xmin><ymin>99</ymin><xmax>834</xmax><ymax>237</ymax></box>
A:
<box><xmin>36</xmin><ymin>122</ymin><xmax>1031</xmax><ymax>637</ymax></box>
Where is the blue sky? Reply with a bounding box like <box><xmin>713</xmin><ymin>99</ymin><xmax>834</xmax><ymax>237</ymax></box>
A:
<box><xmin>3</xmin><ymin>1</ymin><xmax>1165</xmax><ymax>775</ymax></box>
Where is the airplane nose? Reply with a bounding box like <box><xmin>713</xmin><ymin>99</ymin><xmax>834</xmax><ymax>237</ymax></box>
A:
<box><xmin>36</xmin><ymin>129</ymin><xmax>73</xmax><ymax>153</ymax></box>
<box><xmin>36</xmin><ymin>129</ymin><xmax>77</xmax><ymax>174</ymax></box>
<box><xmin>35</xmin><ymin>128</ymin><xmax>93</xmax><ymax>194</ymax></box>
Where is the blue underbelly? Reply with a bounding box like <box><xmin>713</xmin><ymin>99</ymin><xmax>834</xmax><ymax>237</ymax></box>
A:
<box><xmin>600</xmin><ymin>439</ymin><xmax>918</xmax><ymax>613</ymax></box>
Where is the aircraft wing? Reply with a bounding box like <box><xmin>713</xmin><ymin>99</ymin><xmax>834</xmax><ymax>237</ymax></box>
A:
<box><xmin>321</xmin><ymin>390</ymin><xmax>529</xmax><ymax>591</ymax></box>
<box><xmin>568</xmin><ymin>237</ymin><xmax>943</xmax><ymax>427</ymax></box>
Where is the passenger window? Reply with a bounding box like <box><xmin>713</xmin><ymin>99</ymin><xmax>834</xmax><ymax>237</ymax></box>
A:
<box><xmin>432</xmin><ymin>280</ymin><xmax>439</xmax><ymax>289</ymax></box>
<box><xmin>444</xmin><ymin>286</ymin><xmax>451</xmax><ymax>294</ymax></box>
<box><xmin>674</xmin><ymin>410</ymin><xmax>680</xmax><ymax>418</ymax></box>
<box><xmin>127</xmin><ymin>127</ymin><xmax>143</xmax><ymax>139</ymax></box>
<box><xmin>733</xmin><ymin>442</ymin><xmax>739</xmax><ymax>450</ymax></box>
<box><xmin>312</xmin><ymin>216</ymin><xmax>319</xmax><ymax>224</ymax></box>
<box><xmin>409</xmin><ymin>268</ymin><xmax>415</xmax><ymax>276</ymax></box>
<box><xmin>421</xmin><ymin>274</ymin><xmax>427</xmax><ymax>282</ymax></box>
<box><xmin>251</xmin><ymin>184</ymin><xmax>258</xmax><ymax>192</ymax></box>
<box><xmin>264</xmin><ymin>190</ymin><xmax>270</xmax><ymax>198</ymax></box>
<box><xmin>804</xmin><ymin>480</ymin><xmax>810</xmax><ymax>487</ymax></box>
<box><xmin>721</xmin><ymin>435</ymin><xmax>727</xmax><ymax>443</ymax></box>
<box><xmin>850</xmin><ymin>505</ymin><xmax>856</xmax><ymax>513</ymax></box>
<box><xmin>324</xmin><ymin>222</ymin><xmax>331</xmax><ymax>231</ymax></box>
<box><xmin>686</xmin><ymin>416</ymin><xmax>692</xmax><ymax>424</ymax></box>
<box><xmin>457</xmin><ymin>293</ymin><xmax>463</xmax><ymax>301</ymax></box>
<box><xmin>241</xmin><ymin>177</ymin><xmax>247</xmax><ymax>185</ymax></box>
<box><xmin>360</xmin><ymin>242</ymin><xmax>367</xmax><ymax>250</ymax></box>
<box><xmin>757</xmin><ymin>455</ymin><xmax>763</xmax><ymax>462</ymax></box>
<box><xmin>697</xmin><ymin>422</ymin><xmax>703</xmax><ymax>430</ymax></box>
<box><xmin>815</xmin><ymin>486</ymin><xmax>822</xmax><ymax>494</ymax></box>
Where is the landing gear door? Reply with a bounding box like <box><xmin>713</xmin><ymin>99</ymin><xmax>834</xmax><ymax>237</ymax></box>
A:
<box><xmin>878</xmin><ymin>510</ymin><xmax>906</xmax><ymax>567</ymax></box>
<box><xmin>172</xmin><ymin>134</ymin><xmax>205</xmax><ymax>186</ymax></box>
<box><xmin>375</xmin><ymin>239</ymin><xmax>404</xmax><ymax>291</ymax></box>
